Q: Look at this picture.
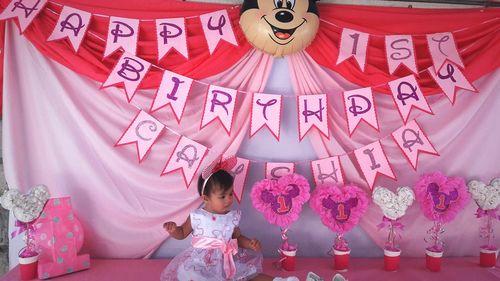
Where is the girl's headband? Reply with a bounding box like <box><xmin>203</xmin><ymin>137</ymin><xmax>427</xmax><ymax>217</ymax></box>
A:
<box><xmin>201</xmin><ymin>155</ymin><xmax>237</xmax><ymax>195</ymax></box>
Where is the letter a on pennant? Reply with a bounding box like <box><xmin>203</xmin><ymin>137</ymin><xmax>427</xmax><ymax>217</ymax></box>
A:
<box><xmin>297</xmin><ymin>94</ymin><xmax>329</xmax><ymax>141</ymax></box>
<box><xmin>161</xmin><ymin>136</ymin><xmax>208</xmax><ymax>188</ymax></box>
<box><xmin>104</xmin><ymin>16</ymin><xmax>139</xmax><ymax>58</ymax></box>
<box><xmin>354</xmin><ymin>140</ymin><xmax>396</xmax><ymax>190</ymax></box>
<box><xmin>102</xmin><ymin>52</ymin><xmax>151</xmax><ymax>102</ymax></box>
<box><xmin>388</xmin><ymin>74</ymin><xmax>432</xmax><ymax>124</ymax></box>
<box><xmin>115</xmin><ymin>110</ymin><xmax>165</xmax><ymax>162</ymax></box>
<box><xmin>200</xmin><ymin>85</ymin><xmax>237</xmax><ymax>136</ymax></box>
<box><xmin>47</xmin><ymin>6</ymin><xmax>91</xmax><ymax>52</ymax></box>
<box><xmin>199</xmin><ymin>9</ymin><xmax>238</xmax><ymax>55</ymax></box>
<box><xmin>0</xmin><ymin>0</ymin><xmax>48</xmax><ymax>32</ymax></box>
<box><xmin>391</xmin><ymin>120</ymin><xmax>439</xmax><ymax>170</ymax></box>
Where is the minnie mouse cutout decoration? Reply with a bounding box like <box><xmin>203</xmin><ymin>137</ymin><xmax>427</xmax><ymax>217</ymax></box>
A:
<box><xmin>239</xmin><ymin>0</ymin><xmax>320</xmax><ymax>57</ymax></box>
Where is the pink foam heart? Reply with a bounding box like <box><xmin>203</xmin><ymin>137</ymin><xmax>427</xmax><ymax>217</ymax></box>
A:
<box><xmin>251</xmin><ymin>173</ymin><xmax>310</xmax><ymax>228</ymax></box>
<box><xmin>415</xmin><ymin>172</ymin><xmax>470</xmax><ymax>223</ymax></box>
<box><xmin>310</xmin><ymin>183</ymin><xmax>369</xmax><ymax>233</ymax></box>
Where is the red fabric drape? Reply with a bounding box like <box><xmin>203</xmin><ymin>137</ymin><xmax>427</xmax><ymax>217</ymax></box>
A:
<box><xmin>0</xmin><ymin>0</ymin><xmax>252</xmax><ymax>88</ymax></box>
<box><xmin>306</xmin><ymin>4</ymin><xmax>500</xmax><ymax>95</ymax></box>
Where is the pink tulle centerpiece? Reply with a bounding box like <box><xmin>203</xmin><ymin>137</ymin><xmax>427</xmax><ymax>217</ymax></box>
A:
<box><xmin>310</xmin><ymin>183</ymin><xmax>368</xmax><ymax>251</ymax></box>
<box><xmin>415</xmin><ymin>172</ymin><xmax>470</xmax><ymax>252</ymax></box>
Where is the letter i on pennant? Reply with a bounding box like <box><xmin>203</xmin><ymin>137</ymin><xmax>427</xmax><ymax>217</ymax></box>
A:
<box><xmin>161</xmin><ymin>136</ymin><xmax>208</xmax><ymax>188</ymax></box>
<box><xmin>0</xmin><ymin>0</ymin><xmax>48</xmax><ymax>32</ymax></box>
<box><xmin>354</xmin><ymin>140</ymin><xmax>396</xmax><ymax>190</ymax></box>
<box><xmin>150</xmin><ymin>70</ymin><xmax>193</xmax><ymax>123</ymax></box>
<box><xmin>115</xmin><ymin>110</ymin><xmax>165</xmax><ymax>162</ymax></box>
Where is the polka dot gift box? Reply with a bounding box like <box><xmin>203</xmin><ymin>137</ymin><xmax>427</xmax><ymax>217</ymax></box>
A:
<box><xmin>33</xmin><ymin>197</ymin><xmax>90</xmax><ymax>279</ymax></box>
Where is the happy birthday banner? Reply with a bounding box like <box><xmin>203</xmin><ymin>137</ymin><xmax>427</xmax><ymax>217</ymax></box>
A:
<box><xmin>0</xmin><ymin>0</ymin><xmax>476</xmax><ymax>194</ymax></box>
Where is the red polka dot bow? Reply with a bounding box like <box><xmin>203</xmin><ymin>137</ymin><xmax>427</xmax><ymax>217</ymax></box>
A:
<box><xmin>201</xmin><ymin>155</ymin><xmax>238</xmax><ymax>180</ymax></box>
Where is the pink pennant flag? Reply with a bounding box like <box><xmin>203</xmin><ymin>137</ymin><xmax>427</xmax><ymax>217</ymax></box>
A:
<box><xmin>150</xmin><ymin>70</ymin><xmax>193</xmax><ymax>123</ymax></box>
<box><xmin>47</xmin><ymin>6</ymin><xmax>91</xmax><ymax>52</ymax></box>
<box><xmin>250</xmin><ymin>93</ymin><xmax>282</xmax><ymax>141</ymax></box>
<box><xmin>161</xmin><ymin>136</ymin><xmax>208</xmax><ymax>188</ymax></box>
<box><xmin>297</xmin><ymin>94</ymin><xmax>329</xmax><ymax>141</ymax></box>
<box><xmin>199</xmin><ymin>9</ymin><xmax>238</xmax><ymax>55</ymax></box>
<box><xmin>265</xmin><ymin>162</ymin><xmax>296</xmax><ymax>180</ymax></box>
<box><xmin>427</xmin><ymin>62</ymin><xmax>477</xmax><ymax>104</ymax></box>
<box><xmin>102</xmin><ymin>52</ymin><xmax>151</xmax><ymax>102</ymax></box>
<box><xmin>200</xmin><ymin>85</ymin><xmax>237</xmax><ymax>136</ymax></box>
<box><xmin>156</xmin><ymin>18</ymin><xmax>188</xmax><ymax>61</ymax></box>
<box><xmin>0</xmin><ymin>0</ymin><xmax>47</xmax><ymax>33</ymax></box>
<box><xmin>385</xmin><ymin>35</ymin><xmax>418</xmax><ymax>75</ymax></box>
<box><xmin>115</xmin><ymin>110</ymin><xmax>164</xmax><ymax>162</ymax></box>
<box><xmin>311</xmin><ymin>156</ymin><xmax>344</xmax><ymax>186</ymax></box>
<box><xmin>388</xmin><ymin>74</ymin><xmax>433</xmax><ymax>124</ymax></box>
<box><xmin>229</xmin><ymin>157</ymin><xmax>250</xmax><ymax>203</ymax></box>
<box><xmin>343</xmin><ymin>87</ymin><xmax>379</xmax><ymax>136</ymax></box>
<box><xmin>337</xmin><ymin>28</ymin><xmax>369</xmax><ymax>71</ymax></box>
<box><xmin>354</xmin><ymin>140</ymin><xmax>396</xmax><ymax>190</ymax></box>
<box><xmin>392</xmin><ymin>120</ymin><xmax>439</xmax><ymax>170</ymax></box>
<box><xmin>427</xmin><ymin>32</ymin><xmax>464</xmax><ymax>72</ymax></box>
<box><xmin>104</xmin><ymin>16</ymin><xmax>139</xmax><ymax>58</ymax></box>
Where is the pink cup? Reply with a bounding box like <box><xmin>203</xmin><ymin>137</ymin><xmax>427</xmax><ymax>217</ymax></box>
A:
<box><xmin>425</xmin><ymin>249</ymin><xmax>443</xmax><ymax>272</ymax></box>
<box><xmin>384</xmin><ymin>249</ymin><xmax>401</xmax><ymax>271</ymax></box>
<box><xmin>19</xmin><ymin>254</ymin><xmax>39</xmax><ymax>281</ymax></box>
<box><xmin>479</xmin><ymin>247</ymin><xmax>498</xmax><ymax>268</ymax></box>
<box><xmin>333</xmin><ymin>249</ymin><xmax>351</xmax><ymax>271</ymax></box>
<box><xmin>280</xmin><ymin>249</ymin><xmax>297</xmax><ymax>271</ymax></box>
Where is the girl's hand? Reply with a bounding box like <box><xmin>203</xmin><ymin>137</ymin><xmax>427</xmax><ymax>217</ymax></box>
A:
<box><xmin>248</xmin><ymin>239</ymin><xmax>262</xmax><ymax>252</ymax></box>
<box><xmin>163</xmin><ymin>221</ymin><xmax>177</xmax><ymax>234</ymax></box>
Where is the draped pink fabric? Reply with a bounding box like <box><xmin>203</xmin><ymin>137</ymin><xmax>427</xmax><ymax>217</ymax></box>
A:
<box><xmin>287</xmin><ymin>51</ymin><xmax>500</xmax><ymax>256</ymax></box>
<box><xmin>3</xmin><ymin>21</ymin><xmax>274</xmax><ymax>258</ymax></box>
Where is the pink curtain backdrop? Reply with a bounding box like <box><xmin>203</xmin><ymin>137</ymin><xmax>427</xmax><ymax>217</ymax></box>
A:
<box><xmin>287</xmin><ymin>51</ymin><xmax>500</xmax><ymax>257</ymax></box>
<box><xmin>3</xmin><ymin>21</ymin><xmax>274</xmax><ymax>260</ymax></box>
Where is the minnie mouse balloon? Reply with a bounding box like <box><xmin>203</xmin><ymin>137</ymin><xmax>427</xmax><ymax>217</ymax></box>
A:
<box><xmin>467</xmin><ymin>178</ymin><xmax>500</xmax><ymax>211</ymax></box>
<box><xmin>0</xmin><ymin>184</ymin><xmax>50</xmax><ymax>222</ymax></box>
<box><xmin>251</xmin><ymin>173</ymin><xmax>310</xmax><ymax>228</ymax></box>
<box><xmin>415</xmin><ymin>172</ymin><xmax>470</xmax><ymax>223</ymax></box>
<box><xmin>239</xmin><ymin>0</ymin><xmax>319</xmax><ymax>57</ymax></box>
<box><xmin>372</xmin><ymin>186</ymin><xmax>415</xmax><ymax>220</ymax></box>
<box><xmin>310</xmin><ymin>183</ymin><xmax>368</xmax><ymax>233</ymax></box>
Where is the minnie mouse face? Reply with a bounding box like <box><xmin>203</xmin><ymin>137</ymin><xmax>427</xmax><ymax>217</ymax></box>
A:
<box><xmin>428</xmin><ymin>182</ymin><xmax>458</xmax><ymax>213</ymax></box>
<box><xmin>261</xmin><ymin>184</ymin><xmax>300</xmax><ymax>214</ymax></box>
<box><xmin>239</xmin><ymin>0</ymin><xmax>319</xmax><ymax>57</ymax></box>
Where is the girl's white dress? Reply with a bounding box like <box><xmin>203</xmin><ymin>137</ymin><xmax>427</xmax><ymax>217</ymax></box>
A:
<box><xmin>160</xmin><ymin>209</ymin><xmax>263</xmax><ymax>281</ymax></box>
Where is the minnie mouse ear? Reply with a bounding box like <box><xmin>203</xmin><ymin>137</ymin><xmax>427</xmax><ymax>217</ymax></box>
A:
<box><xmin>201</xmin><ymin>155</ymin><xmax>238</xmax><ymax>179</ymax></box>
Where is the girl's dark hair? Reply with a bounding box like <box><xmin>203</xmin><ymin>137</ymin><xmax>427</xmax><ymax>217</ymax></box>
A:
<box><xmin>197</xmin><ymin>170</ymin><xmax>234</xmax><ymax>196</ymax></box>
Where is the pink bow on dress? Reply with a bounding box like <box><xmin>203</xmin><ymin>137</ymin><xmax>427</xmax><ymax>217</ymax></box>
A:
<box><xmin>192</xmin><ymin>236</ymin><xmax>239</xmax><ymax>279</ymax></box>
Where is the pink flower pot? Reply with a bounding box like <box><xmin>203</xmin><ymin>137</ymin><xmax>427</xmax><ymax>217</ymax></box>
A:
<box><xmin>384</xmin><ymin>249</ymin><xmax>401</xmax><ymax>271</ymax></box>
<box><xmin>19</xmin><ymin>254</ymin><xmax>39</xmax><ymax>281</ymax></box>
<box><xmin>425</xmin><ymin>249</ymin><xmax>443</xmax><ymax>272</ymax></box>
<box><xmin>280</xmin><ymin>249</ymin><xmax>296</xmax><ymax>271</ymax></box>
<box><xmin>479</xmin><ymin>247</ymin><xmax>498</xmax><ymax>268</ymax></box>
<box><xmin>333</xmin><ymin>249</ymin><xmax>351</xmax><ymax>271</ymax></box>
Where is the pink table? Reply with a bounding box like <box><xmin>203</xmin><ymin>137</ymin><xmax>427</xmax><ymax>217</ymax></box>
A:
<box><xmin>1</xmin><ymin>257</ymin><xmax>499</xmax><ymax>280</ymax></box>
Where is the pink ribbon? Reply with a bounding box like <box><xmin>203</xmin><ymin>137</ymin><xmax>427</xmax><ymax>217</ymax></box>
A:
<box><xmin>475</xmin><ymin>208</ymin><xmax>500</xmax><ymax>220</ymax></box>
<box><xmin>10</xmin><ymin>220</ymin><xmax>35</xmax><ymax>239</ymax></box>
<box><xmin>376</xmin><ymin>216</ymin><xmax>405</xmax><ymax>231</ymax></box>
<box><xmin>192</xmin><ymin>236</ymin><xmax>238</xmax><ymax>279</ymax></box>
